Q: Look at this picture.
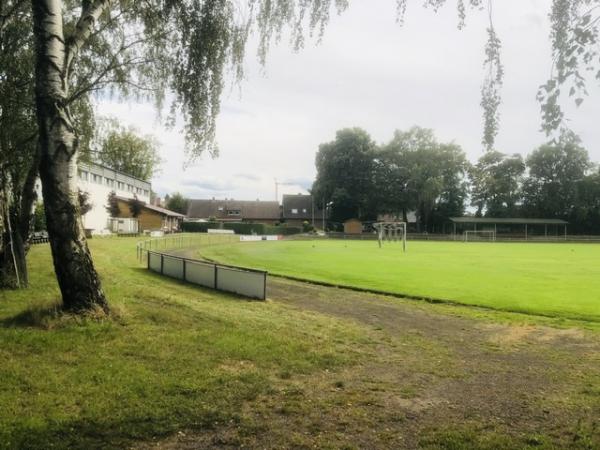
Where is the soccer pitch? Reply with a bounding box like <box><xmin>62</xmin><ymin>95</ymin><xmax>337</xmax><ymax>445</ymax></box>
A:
<box><xmin>201</xmin><ymin>239</ymin><xmax>600</xmax><ymax>321</ymax></box>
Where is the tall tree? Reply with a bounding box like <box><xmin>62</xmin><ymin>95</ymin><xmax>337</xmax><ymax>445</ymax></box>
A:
<box><xmin>382</xmin><ymin>127</ymin><xmax>468</xmax><ymax>232</ymax></box>
<box><xmin>166</xmin><ymin>192</ymin><xmax>189</xmax><ymax>215</ymax></box>
<box><xmin>0</xmin><ymin>0</ymin><xmax>39</xmax><ymax>287</ymax></box>
<box><xmin>94</xmin><ymin>118</ymin><xmax>161</xmax><ymax>181</ymax></box>
<box><xmin>312</xmin><ymin>128</ymin><xmax>377</xmax><ymax>222</ymax></box>
<box><xmin>570</xmin><ymin>169</ymin><xmax>600</xmax><ymax>234</ymax></box>
<box><xmin>469</xmin><ymin>151</ymin><xmax>525</xmax><ymax>217</ymax></box>
<box><xmin>522</xmin><ymin>130</ymin><xmax>591</xmax><ymax>219</ymax></box>
<box><xmin>27</xmin><ymin>0</ymin><xmax>352</xmax><ymax>312</ymax></box>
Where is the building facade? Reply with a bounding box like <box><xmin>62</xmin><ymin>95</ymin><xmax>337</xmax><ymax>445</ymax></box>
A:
<box><xmin>77</xmin><ymin>162</ymin><xmax>151</xmax><ymax>234</ymax></box>
<box><xmin>281</xmin><ymin>194</ymin><xmax>324</xmax><ymax>227</ymax></box>
<box><xmin>187</xmin><ymin>199</ymin><xmax>281</xmax><ymax>224</ymax></box>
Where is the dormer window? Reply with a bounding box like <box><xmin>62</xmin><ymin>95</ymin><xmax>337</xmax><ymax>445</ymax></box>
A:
<box><xmin>227</xmin><ymin>209</ymin><xmax>241</xmax><ymax>216</ymax></box>
<box><xmin>291</xmin><ymin>209</ymin><xmax>298</xmax><ymax>214</ymax></box>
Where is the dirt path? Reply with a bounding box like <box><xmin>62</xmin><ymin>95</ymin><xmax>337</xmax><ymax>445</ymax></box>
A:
<box><xmin>143</xmin><ymin>274</ymin><xmax>600</xmax><ymax>449</ymax></box>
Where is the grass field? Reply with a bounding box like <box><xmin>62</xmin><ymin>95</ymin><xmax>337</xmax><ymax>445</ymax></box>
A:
<box><xmin>201</xmin><ymin>239</ymin><xmax>600</xmax><ymax>322</ymax></box>
<box><xmin>1</xmin><ymin>237</ymin><xmax>600</xmax><ymax>448</ymax></box>
<box><xmin>0</xmin><ymin>238</ymin><xmax>364</xmax><ymax>449</ymax></box>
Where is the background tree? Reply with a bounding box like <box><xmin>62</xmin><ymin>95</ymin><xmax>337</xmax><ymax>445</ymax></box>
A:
<box><xmin>312</xmin><ymin>128</ymin><xmax>377</xmax><ymax>223</ymax></box>
<box><xmin>105</xmin><ymin>192</ymin><xmax>120</xmax><ymax>218</ymax></box>
<box><xmin>166</xmin><ymin>193</ymin><xmax>189</xmax><ymax>215</ymax></box>
<box><xmin>33</xmin><ymin>204</ymin><xmax>46</xmax><ymax>232</ymax></box>
<box><xmin>570</xmin><ymin>168</ymin><xmax>600</xmax><ymax>234</ymax></box>
<box><xmin>522</xmin><ymin>130</ymin><xmax>591</xmax><ymax>219</ymax></box>
<box><xmin>382</xmin><ymin>127</ymin><xmax>468</xmax><ymax>232</ymax></box>
<box><xmin>469</xmin><ymin>151</ymin><xmax>525</xmax><ymax>217</ymax></box>
<box><xmin>128</xmin><ymin>196</ymin><xmax>143</xmax><ymax>219</ymax></box>
<box><xmin>94</xmin><ymin>118</ymin><xmax>162</xmax><ymax>181</ymax></box>
<box><xmin>0</xmin><ymin>0</ymin><xmax>39</xmax><ymax>287</ymax></box>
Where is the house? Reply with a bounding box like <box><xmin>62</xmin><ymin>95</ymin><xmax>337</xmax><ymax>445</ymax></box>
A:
<box><xmin>281</xmin><ymin>194</ymin><xmax>324</xmax><ymax>227</ymax></box>
<box><xmin>77</xmin><ymin>162</ymin><xmax>151</xmax><ymax>234</ymax></box>
<box><xmin>113</xmin><ymin>196</ymin><xmax>184</xmax><ymax>233</ymax></box>
<box><xmin>187</xmin><ymin>198</ymin><xmax>281</xmax><ymax>224</ymax></box>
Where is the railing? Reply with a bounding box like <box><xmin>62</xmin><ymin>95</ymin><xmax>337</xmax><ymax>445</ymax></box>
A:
<box><xmin>147</xmin><ymin>250</ymin><xmax>267</xmax><ymax>300</ymax></box>
<box><xmin>136</xmin><ymin>233</ymin><xmax>237</xmax><ymax>261</ymax></box>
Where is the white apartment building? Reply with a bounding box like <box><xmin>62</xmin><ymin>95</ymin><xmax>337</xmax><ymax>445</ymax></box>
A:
<box><xmin>77</xmin><ymin>162</ymin><xmax>151</xmax><ymax>233</ymax></box>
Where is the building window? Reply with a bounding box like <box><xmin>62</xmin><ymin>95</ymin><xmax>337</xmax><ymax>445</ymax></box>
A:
<box><xmin>92</xmin><ymin>174</ymin><xmax>101</xmax><ymax>183</ymax></box>
<box><xmin>291</xmin><ymin>208</ymin><xmax>298</xmax><ymax>214</ymax></box>
<box><xmin>302</xmin><ymin>208</ymin><xmax>307</xmax><ymax>213</ymax></box>
<box><xmin>143</xmin><ymin>190</ymin><xmax>149</xmax><ymax>197</ymax></box>
<box><xmin>127</xmin><ymin>184</ymin><xmax>133</xmax><ymax>192</ymax></box>
<box><xmin>104</xmin><ymin>177</ymin><xmax>114</xmax><ymax>187</ymax></box>
<box><xmin>78</xmin><ymin>170</ymin><xmax>88</xmax><ymax>181</ymax></box>
<box><xmin>227</xmin><ymin>209</ymin><xmax>241</xmax><ymax>216</ymax></box>
<box><xmin>218</xmin><ymin>206</ymin><xmax>224</xmax><ymax>211</ymax></box>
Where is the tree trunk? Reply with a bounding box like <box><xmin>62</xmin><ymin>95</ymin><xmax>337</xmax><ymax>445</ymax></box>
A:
<box><xmin>31</xmin><ymin>0</ymin><xmax>108</xmax><ymax>313</ymax></box>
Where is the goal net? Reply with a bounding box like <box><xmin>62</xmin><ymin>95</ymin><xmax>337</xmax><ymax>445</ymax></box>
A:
<box><xmin>464</xmin><ymin>230</ymin><xmax>496</xmax><ymax>242</ymax></box>
<box><xmin>373</xmin><ymin>222</ymin><xmax>407</xmax><ymax>252</ymax></box>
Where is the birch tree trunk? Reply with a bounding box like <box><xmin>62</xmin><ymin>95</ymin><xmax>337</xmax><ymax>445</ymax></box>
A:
<box><xmin>31</xmin><ymin>0</ymin><xmax>108</xmax><ymax>312</ymax></box>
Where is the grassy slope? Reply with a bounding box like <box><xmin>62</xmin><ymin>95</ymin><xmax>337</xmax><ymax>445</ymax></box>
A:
<box><xmin>0</xmin><ymin>238</ymin><xmax>367</xmax><ymax>449</ymax></box>
<box><xmin>201</xmin><ymin>240</ymin><xmax>600</xmax><ymax>321</ymax></box>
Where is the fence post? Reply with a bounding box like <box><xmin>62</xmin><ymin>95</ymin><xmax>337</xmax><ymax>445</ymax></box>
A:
<box><xmin>214</xmin><ymin>265</ymin><xmax>218</xmax><ymax>289</ymax></box>
<box><xmin>161</xmin><ymin>254</ymin><xmax>164</xmax><ymax>274</ymax></box>
<box><xmin>183</xmin><ymin>258</ymin><xmax>187</xmax><ymax>281</ymax></box>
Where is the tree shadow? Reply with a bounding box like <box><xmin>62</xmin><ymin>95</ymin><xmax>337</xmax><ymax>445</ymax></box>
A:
<box><xmin>0</xmin><ymin>301</ymin><xmax>112</xmax><ymax>329</ymax></box>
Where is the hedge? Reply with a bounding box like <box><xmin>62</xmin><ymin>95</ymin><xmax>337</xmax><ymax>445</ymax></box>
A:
<box><xmin>180</xmin><ymin>222</ymin><xmax>222</xmax><ymax>232</ymax></box>
<box><xmin>181</xmin><ymin>221</ymin><xmax>301</xmax><ymax>235</ymax></box>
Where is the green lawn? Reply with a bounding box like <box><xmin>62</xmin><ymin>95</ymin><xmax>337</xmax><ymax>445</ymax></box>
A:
<box><xmin>201</xmin><ymin>239</ymin><xmax>600</xmax><ymax>321</ymax></box>
<box><xmin>2</xmin><ymin>238</ymin><xmax>600</xmax><ymax>449</ymax></box>
<box><xmin>0</xmin><ymin>238</ymin><xmax>365</xmax><ymax>449</ymax></box>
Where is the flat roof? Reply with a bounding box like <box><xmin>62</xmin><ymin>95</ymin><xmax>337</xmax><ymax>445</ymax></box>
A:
<box><xmin>450</xmin><ymin>217</ymin><xmax>568</xmax><ymax>225</ymax></box>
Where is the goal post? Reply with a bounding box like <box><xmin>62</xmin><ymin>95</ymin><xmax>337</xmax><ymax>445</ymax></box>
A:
<box><xmin>373</xmin><ymin>222</ymin><xmax>407</xmax><ymax>252</ymax></box>
<box><xmin>464</xmin><ymin>230</ymin><xmax>496</xmax><ymax>242</ymax></box>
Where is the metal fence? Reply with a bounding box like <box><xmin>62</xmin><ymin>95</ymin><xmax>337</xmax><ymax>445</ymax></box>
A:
<box><xmin>136</xmin><ymin>233</ymin><xmax>238</xmax><ymax>261</ymax></box>
<box><xmin>147</xmin><ymin>250</ymin><xmax>267</xmax><ymax>300</ymax></box>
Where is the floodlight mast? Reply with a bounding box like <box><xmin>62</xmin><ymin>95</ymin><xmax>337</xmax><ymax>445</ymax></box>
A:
<box><xmin>374</xmin><ymin>222</ymin><xmax>407</xmax><ymax>252</ymax></box>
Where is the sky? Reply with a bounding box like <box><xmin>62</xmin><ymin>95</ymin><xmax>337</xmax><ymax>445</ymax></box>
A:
<box><xmin>97</xmin><ymin>0</ymin><xmax>600</xmax><ymax>203</ymax></box>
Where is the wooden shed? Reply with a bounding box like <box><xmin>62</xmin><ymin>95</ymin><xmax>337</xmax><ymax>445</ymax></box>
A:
<box><xmin>344</xmin><ymin>218</ymin><xmax>363</xmax><ymax>235</ymax></box>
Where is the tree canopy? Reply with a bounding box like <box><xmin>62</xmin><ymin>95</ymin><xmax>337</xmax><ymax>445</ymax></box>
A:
<box><xmin>165</xmin><ymin>193</ymin><xmax>190</xmax><ymax>215</ymax></box>
<box><xmin>94</xmin><ymin>118</ymin><xmax>161</xmax><ymax>181</ymax></box>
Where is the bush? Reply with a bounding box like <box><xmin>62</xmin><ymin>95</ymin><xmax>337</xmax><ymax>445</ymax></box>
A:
<box><xmin>302</xmin><ymin>221</ymin><xmax>315</xmax><ymax>233</ymax></box>
<box><xmin>181</xmin><ymin>221</ymin><xmax>222</xmax><ymax>232</ymax></box>
<box><xmin>223</xmin><ymin>222</ymin><xmax>266</xmax><ymax>235</ymax></box>
<box><xmin>181</xmin><ymin>221</ymin><xmax>302</xmax><ymax>236</ymax></box>
<box><xmin>265</xmin><ymin>225</ymin><xmax>302</xmax><ymax>236</ymax></box>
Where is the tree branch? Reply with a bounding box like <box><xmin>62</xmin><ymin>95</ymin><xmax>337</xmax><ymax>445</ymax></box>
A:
<box><xmin>64</xmin><ymin>0</ymin><xmax>113</xmax><ymax>76</ymax></box>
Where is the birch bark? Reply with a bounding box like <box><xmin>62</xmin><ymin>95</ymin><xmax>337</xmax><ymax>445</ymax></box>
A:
<box><xmin>32</xmin><ymin>0</ymin><xmax>108</xmax><ymax>312</ymax></box>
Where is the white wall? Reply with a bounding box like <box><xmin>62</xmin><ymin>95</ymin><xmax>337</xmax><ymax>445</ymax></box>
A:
<box><xmin>78</xmin><ymin>163</ymin><xmax>151</xmax><ymax>233</ymax></box>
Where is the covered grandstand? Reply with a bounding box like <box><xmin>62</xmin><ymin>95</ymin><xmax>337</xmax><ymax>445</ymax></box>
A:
<box><xmin>450</xmin><ymin>217</ymin><xmax>568</xmax><ymax>240</ymax></box>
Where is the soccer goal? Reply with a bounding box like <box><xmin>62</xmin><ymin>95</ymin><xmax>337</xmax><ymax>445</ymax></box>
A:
<box><xmin>464</xmin><ymin>230</ymin><xmax>496</xmax><ymax>242</ymax></box>
<box><xmin>373</xmin><ymin>222</ymin><xmax>407</xmax><ymax>252</ymax></box>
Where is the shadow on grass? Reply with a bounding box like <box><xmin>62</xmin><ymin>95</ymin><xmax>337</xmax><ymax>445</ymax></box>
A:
<box><xmin>5</xmin><ymin>406</ymin><xmax>230</xmax><ymax>450</ymax></box>
<box><xmin>0</xmin><ymin>302</ymin><xmax>117</xmax><ymax>330</ymax></box>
